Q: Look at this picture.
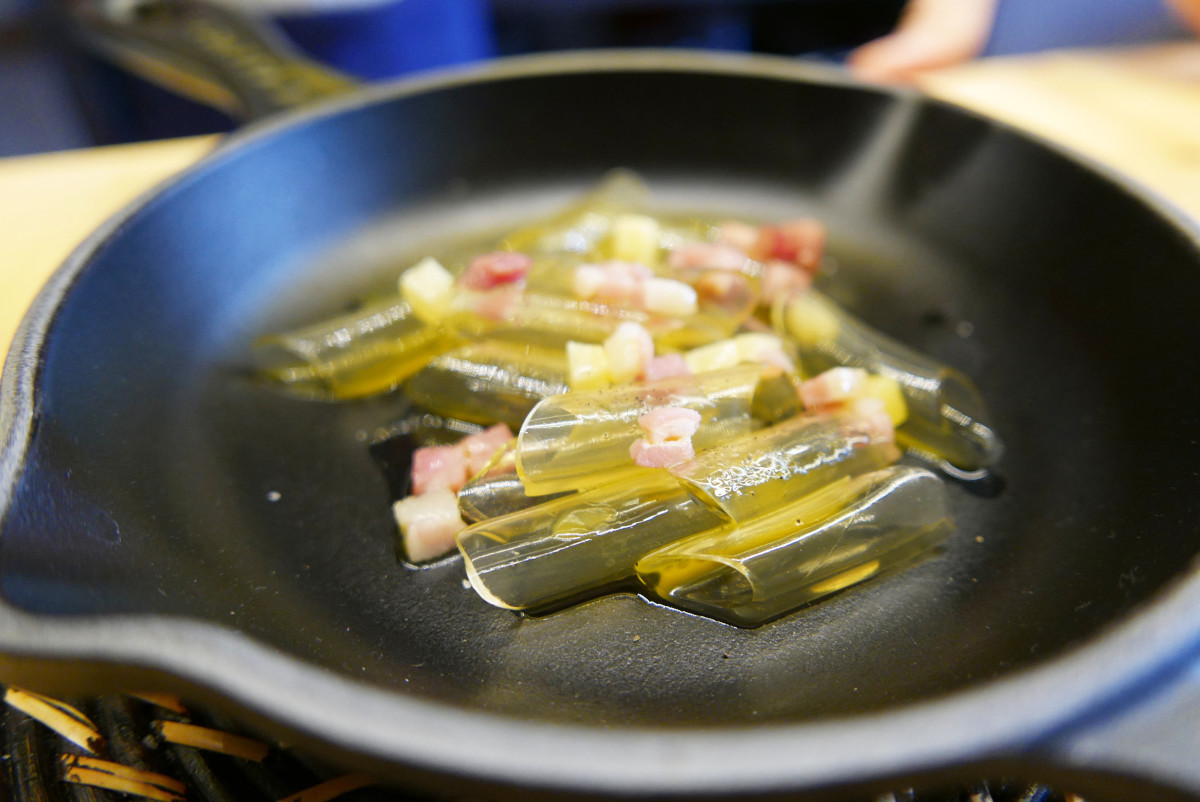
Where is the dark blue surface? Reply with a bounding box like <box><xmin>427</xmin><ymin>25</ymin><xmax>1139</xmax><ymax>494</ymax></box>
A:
<box><xmin>986</xmin><ymin>0</ymin><xmax>1187</xmax><ymax>56</ymax></box>
<box><xmin>278</xmin><ymin>0</ymin><xmax>496</xmax><ymax>81</ymax></box>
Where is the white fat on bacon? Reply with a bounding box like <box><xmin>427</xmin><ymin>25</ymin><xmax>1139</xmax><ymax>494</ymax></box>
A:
<box><xmin>573</xmin><ymin>261</ymin><xmax>651</xmax><ymax>304</ymax></box>
<box><xmin>572</xmin><ymin>261</ymin><xmax>696</xmax><ymax>317</ymax></box>
<box><xmin>393</xmin><ymin>489</ymin><xmax>467</xmax><ymax>563</ymax></box>
<box><xmin>641</xmin><ymin>277</ymin><xmax>698</xmax><ymax>317</ymax></box>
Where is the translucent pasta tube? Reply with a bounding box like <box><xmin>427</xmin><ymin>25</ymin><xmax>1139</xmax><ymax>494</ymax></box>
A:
<box><xmin>405</xmin><ymin>341</ymin><xmax>570</xmax><ymax>428</ymax></box>
<box><xmin>652</xmin><ymin>289</ymin><xmax>759</xmax><ymax>349</ymax></box>
<box><xmin>479</xmin><ymin>288</ymin><xmax>746</xmax><ymax>351</ymax></box>
<box><xmin>669</xmin><ymin>409</ymin><xmax>899</xmax><ymax>522</ymax></box>
<box><xmin>457</xmin><ymin>441</ymin><xmax>572</xmax><ymax>523</ymax></box>
<box><xmin>522</xmin><ymin>254</ymin><xmax>589</xmax><ymax>298</ymax></box>
<box><xmin>516</xmin><ymin>365</ymin><xmax>762</xmax><ymax>496</ymax></box>
<box><xmin>501</xmin><ymin>171</ymin><xmax>649</xmax><ymax>257</ymax></box>
<box><xmin>751</xmin><ymin>366</ymin><xmax>803</xmax><ymax>425</ymax></box>
<box><xmin>636</xmin><ymin>466</ymin><xmax>953</xmax><ymax>626</ymax></box>
<box><xmin>479</xmin><ymin>291</ymin><xmax>643</xmax><ymax>346</ymax></box>
<box><xmin>774</xmin><ymin>290</ymin><xmax>1003</xmax><ymax>470</ymax></box>
<box><xmin>662</xmin><ymin>263</ymin><xmax>763</xmax><ymax>348</ymax></box>
<box><xmin>257</xmin><ymin>297</ymin><xmax>463</xmax><ymax>399</ymax></box>
<box><xmin>457</xmin><ymin>472</ymin><xmax>728</xmax><ymax>611</ymax></box>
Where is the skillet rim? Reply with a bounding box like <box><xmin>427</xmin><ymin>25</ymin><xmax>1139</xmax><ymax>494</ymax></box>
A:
<box><xmin>3</xmin><ymin>49</ymin><xmax>1200</xmax><ymax>794</ymax></box>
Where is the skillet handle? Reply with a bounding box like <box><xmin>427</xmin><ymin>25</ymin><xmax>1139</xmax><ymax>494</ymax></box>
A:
<box><xmin>1011</xmin><ymin>655</ymin><xmax>1200</xmax><ymax>802</ymax></box>
<box><xmin>66</xmin><ymin>0</ymin><xmax>358</xmax><ymax>121</ymax></box>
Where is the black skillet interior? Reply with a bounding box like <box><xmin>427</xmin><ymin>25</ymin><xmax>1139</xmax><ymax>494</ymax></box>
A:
<box><xmin>3</xmin><ymin>60</ymin><xmax>1200</xmax><ymax>737</ymax></box>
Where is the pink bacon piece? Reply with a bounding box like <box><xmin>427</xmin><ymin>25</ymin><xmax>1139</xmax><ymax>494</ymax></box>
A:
<box><xmin>642</xmin><ymin>353</ymin><xmax>691</xmax><ymax>382</ymax></box>
<box><xmin>630</xmin><ymin>407</ymin><xmax>701</xmax><ymax>468</ymax></box>
<box><xmin>694</xmin><ymin>270</ymin><xmax>757</xmax><ymax>314</ymax></box>
<box><xmin>640</xmin><ymin>406</ymin><xmax>702</xmax><ymax>442</ymax></box>
<box><xmin>412</xmin><ymin>424</ymin><xmax>515</xmax><ymax>495</ymax></box>
<box><xmin>468</xmin><ymin>285</ymin><xmax>523</xmax><ymax>321</ymax></box>
<box><xmin>782</xmin><ymin>219</ymin><xmax>826</xmax><ymax>275</ymax></box>
<box><xmin>458</xmin><ymin>252</ymin><xmax>533</xmax><ymax>290</ymax></box>
<box><xmin>717</xmin><ymin>221</ymin><xmax>760</xmax><ymax>252</ymax></box>
<box><xmin>461</xmin><ymin>423</ymin><xmax>515</xmax><ymax>475</ymax></box>
<box><xmin>411</xmin><ymin>444</ymin><xmax>470</xmax><ymax>496</ymax></box>
<box><xmin>844</xmin><ymin>397</ymin><xmax>896</xmax><ymax>445</ymax></box>
<box><xmin>667</xmin><ymin>242</ymin><xmax>752</xmax><ymax>272</ymax></box>
<box><xmin>629</xmin><ymin>438</ymin><xmax>695</xmax><ymax>469</ymax></box>
<box><xmin>762</xmin><ymin>259</ymin><xmax>813</xmax><ymax>299</ymax></box>
<box><xmin>574</xmin><ymin>261</ymin><xmax>653</xmax><ymax>304</ymax></box>
<box><xmin>718</xmin><ymin>218</ymin><xmax>826</xmax><ymax>275</ymax></box>
<box><xmin>754</xmin><ymin>218</ymin><xmax>827</xmax><ymax>275</ymax></box>
<box><xmin>798</xmin><ymin>367</ymin><xmax>869</xmax><ymax>410</ymax></box>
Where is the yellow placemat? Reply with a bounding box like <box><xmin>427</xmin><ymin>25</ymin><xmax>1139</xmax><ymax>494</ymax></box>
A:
<box><xmin>0</xmin><ymin>135</ymin><xmax>216</xmax><ymax>354</ymax></box>
<box><xmin>918</xmin><ymin>42</ymin><xmax>1200</xmax><ymax>221</ymax></box>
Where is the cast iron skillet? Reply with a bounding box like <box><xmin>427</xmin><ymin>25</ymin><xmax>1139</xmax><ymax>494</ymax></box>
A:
<box><xmin>3</xmin><ymin>3</ymin><xmax>1200</xmax><ymax>799</ymax></box>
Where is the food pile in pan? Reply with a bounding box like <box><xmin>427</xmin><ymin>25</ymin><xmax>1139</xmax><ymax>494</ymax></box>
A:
<box><xmin>256</xmin><ymin>173</ymin><xmax>1003</xmax><ymax>627</ymax></box>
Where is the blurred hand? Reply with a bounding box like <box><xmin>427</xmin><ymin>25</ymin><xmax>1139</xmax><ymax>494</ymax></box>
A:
<box><xmin>847</xmin><ymin>0</ymin><xmax>999</xmax><ymax>84</ymax></box>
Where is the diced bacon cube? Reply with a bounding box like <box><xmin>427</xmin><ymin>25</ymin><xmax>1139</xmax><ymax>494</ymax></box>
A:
<box><xmin>411</xmin><ymin>444</ymin><xmax>469</xmax><ymax>496</ymax></box>
<box><xmin>393</xmin><ymin>489</ymin><xmax>466</xmax><ymax>562</ymax></box>
<box><xmin>755</xmin><ymin>219</ymin><xmax>826</xmax><ymax>275</ymax></box>
<box><xmin>641</xmin><ymin>277</ymin><xmax>698</xmax><ymax>317</ymax></box>
<box><xmin>762</xmin><ymin>259</ymin><xmax>813</xmax><ymax>299</ymax></box>
<box><xmin>694</xmin><ymin>271</ymin><xmax>755</xmax><ymax>310</ymax></box>
<box><xmin>638</xmin><ymin>406</ymin><xmax>701</xmax><ymax>443</ymax></box>
<box><xmin>575</xmin><ymin>261</ymin><xmax>653</xmax><ymax>303</ymax></box>
<box><xmin>458</xmin><ymin>252</ymin><xmax>533</xmax><ymax>290</ymax></box>
<box><xmin>596</xmin><ymin>265</ymin><xmax>641</xmax><ymax>301</ymax></box>
<box><xmin>629</xmin><ymin>437</ymin><xmax>696</xmax><ymax>469</ymax></box>
<box><xmin>642</xmin><ymin>353</ymin><xmax>691</xmax><ymax>381</ymax></box>
<box><xmin>469</xmin><ymin>285</ymin><xmax>523</xmax><ymax>321</ymax></box>
<box><xmin>667</xmin><ymin>243</ymin><xmax>751</xmax><ymax>271</ymax></box>
<box><xmin>798</xmin><ymin>367</ymin><xmax>869</xmax><ymax>410</ymax></box>
<box><xmin>461</xmin><ymin>423</ymin><xmax>515</xmax><ymax>476</ymax></box>
<box><xmin>844</xmin><ymin>397</ymin><xmax>896</xmax><ymax>445</ymax></box>
<box><xmin>631</xmin><ymin>406</ymin><xmax>701</xmax><ymax>467</ymax></box>
<box><xmin>717</xmin><ymin>221</ymin><xmax>759</xmax><ymax>252</ymax></box>
<box><xmin>779</xmin><ymin>218</ymin><xmax>826</xmax><ymax>275</ymax></box>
